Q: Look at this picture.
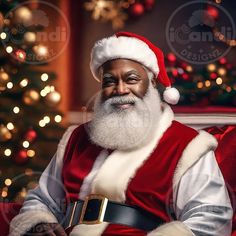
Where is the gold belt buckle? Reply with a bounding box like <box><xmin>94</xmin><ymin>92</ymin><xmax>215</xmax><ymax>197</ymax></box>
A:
<box><xmin>79</xmin><ymin>194</ymin><xmax>108</xmax><ymax>224</ymax></box>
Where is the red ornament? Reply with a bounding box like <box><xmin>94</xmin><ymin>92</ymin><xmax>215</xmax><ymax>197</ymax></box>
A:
<box><xmin>180</xmin><ymin>62</ymin><xmax>188</xmax><ymax>70</ymax></box>
<box><xmin>172</xmin><ymin>69</ymin><xmax>178</xmax><ymax>77</ymax></box>
<box><xmin>24</xmin><ymin>128</ymin><xmax>37</xmax><ymax>142</ymax></box>
<box><xmin>219</xmin><ymin>57</ymin><xmax>227</xmax><ymax>64</ymax></box>
<box><xmin>182</xmin><ymin>73</ymin><xmax>189</xmax><ymax>80</ymax></box>
<box><xmin>226</xmin><ymin>63</ymin><xmax>232</xmax><ymax>69</ymax></box>
<box><xmin>144</xmin><ymin>0</ymin><xmax>155</xmax><ymax>10</ymax></box>
<box><xmin>167</xmin><ymin>53</ymin><xmax>176</xmax><ymax>62</ymax></box>
<box><xmin>206</xmin><ymin>6</ymin><xmax>219</xmax><ymax>19</ymax></box>
<box><xmin>14</xmin><ymin>49</ymin><xmax>26</xmax><ymax>62</ymax></box>
<box><xmin>130</xmin><ymin>3</ymin><xmax>145</xmax><ymax>17</ymax></box>
<box><xmin>210</xmin><ymin>72</ymin><xmax>218</xmax><ymax>79</ymax></box>
<box><xmin>14</xmin><ymin>150</ymin><xmax>28</xmax><ymax>165</ymax></box>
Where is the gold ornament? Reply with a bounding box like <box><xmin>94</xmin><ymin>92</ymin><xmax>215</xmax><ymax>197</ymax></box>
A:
<box><xmin>23</xmin><ymin>89</ymin><xmax>40</xmax><ymax>105</ymax></box>
<box><xmin>0</xmin><ymin>124</ymin><xmax>12</xmax><ymax>142</ymax></box>
<box><xmin>0</xmin><ymin>69</ymin><xmax>10</xmax><ymax>91</ymax></box>
<box><xmin>14</xmin><ymin>6</ymin><xmax>32</xmax><ymax>26</ymax></box>
<box><xmin>84</xmin><ymin>0</ymin><xmax>134</xmax><ymax>29</ymax></box>
<box><xmin>45</xmin><ymin>91</ymin><xmax>61</xmax><ymax>106</ymax></box>
<box><xmin>24</xmin><ymin>32</ymin><xmax>37</xmax><ymax>44</ymax></box>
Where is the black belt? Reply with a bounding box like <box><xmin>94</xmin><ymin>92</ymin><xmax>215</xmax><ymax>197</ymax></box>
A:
<box><xmin>64</xmin><ymin>194</ymin><xmax>164</xmax><ymax>232</ymax></box>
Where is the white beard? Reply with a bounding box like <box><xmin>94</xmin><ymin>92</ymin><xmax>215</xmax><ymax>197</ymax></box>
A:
<box><xmin>87</xmin><ymin>83</ymin><xmax>162</xmax><ymax>150</ymax></box>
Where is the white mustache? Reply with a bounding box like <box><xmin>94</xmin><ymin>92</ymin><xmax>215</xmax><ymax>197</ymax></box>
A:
<box><xmin>104</xmin><ymin>96</ymin><xmax>139</xmax><ymax>106</ymax></box>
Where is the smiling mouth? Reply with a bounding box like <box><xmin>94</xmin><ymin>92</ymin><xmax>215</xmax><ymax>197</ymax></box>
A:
<box><xmin>112</xmin><ymin>102</ymin><xmax>135</xmax><ymax>109</ymax></box>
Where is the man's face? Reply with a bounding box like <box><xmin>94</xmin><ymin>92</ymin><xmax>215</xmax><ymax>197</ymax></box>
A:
<box><xmin>99</xmin><ymin>59</ymin><xmax>150</xmax><ymax>109</ymax></box>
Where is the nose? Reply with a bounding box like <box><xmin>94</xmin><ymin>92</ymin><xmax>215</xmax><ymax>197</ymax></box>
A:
<box><xmin>114</xmin><ymin>80</ymin><xmax>129</xmax><ymax>95</ymax></box>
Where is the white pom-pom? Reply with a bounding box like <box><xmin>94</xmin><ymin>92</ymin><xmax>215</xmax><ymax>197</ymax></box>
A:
<box><xmin>163</xmin><ymin>87</ymin><xmax>180</xmax><ymax>105</ymax></box>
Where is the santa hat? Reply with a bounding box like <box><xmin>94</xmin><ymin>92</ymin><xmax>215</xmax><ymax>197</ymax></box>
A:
<box><xmin>90</xmin><ymin>31</ymin><xmax>180</xmax><ymax>105</ymax></box>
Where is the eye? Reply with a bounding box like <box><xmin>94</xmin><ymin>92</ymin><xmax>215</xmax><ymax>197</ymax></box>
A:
<box><xmin>126</xmin><ymin>75</ymin><xmax>140</xmax><ymax>84</ymax></box>
<box><xmin>102</xmin><ymin>77</ymin><xmax>116</xmax><ymax>87</ymax></box>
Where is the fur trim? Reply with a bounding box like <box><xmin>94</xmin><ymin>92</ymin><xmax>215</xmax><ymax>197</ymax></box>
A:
<box><xmin>173</xmin><ymin>130</ymin><xmax>218</xmax><ymax>186</ymax></box>
<box><xmin>9</xmin><ymin>210</ymin><xmax>58</xmax><ymax>236</ymax></box>
<box><xmin>79</xmin><ymin>149</ymin><xmax>109</xmax><ymax>200</ymax></box>
<box><xmin>91</xmin><ymin>104</ymin><xmax>174</xmax><ymax>202</ymax></box>
<box><xmin>90</xmin><ymin>36</ymin><xmax>159</xmax><ymax>81</ymax></box>
<box><xmin>147</xmin><ymin>221</ymin><xmax>194</xmax><ymax>236</ymax></box>
<box><xmin>69</xmin><ymin>222</ymin><xmax>109</xmax><ymax>236</ymax></box>
<box><xmin>163</xmin><ymin>87</ymin><xmax>180</xmax><ymax>105</ymax></box>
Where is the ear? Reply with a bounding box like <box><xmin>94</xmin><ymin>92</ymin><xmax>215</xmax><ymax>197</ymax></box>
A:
<box><xmin>151</xmin><ymin>78</ymin><xmax>157</xmax><ymax>88</ymax></box>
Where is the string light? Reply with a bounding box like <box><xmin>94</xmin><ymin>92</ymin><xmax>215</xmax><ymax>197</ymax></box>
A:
<box><xmin>205</xmin><ymin>80</ymin><xmax>211</xmax><ymax>87</ymax></box>
<box><xmin>54</xmin><ymin>115</ymin><xmax>62</xmax><ymax>123</ymax></box>
<box><xmin>6</xmin><ymin>46</ymin><xmax>13</xmax><ymax>53</ymax></box>
<box><xmin>0</xmin><ymin>32</ymin><xmax>7</xmax><ymax>40</ymax></box>
<box><xmin>186</xmin><ymin>65</ymin><xmax>193</xmax><ymax>72</ymax></box>
<box><xmin>7</xmin><ymin>82</ymin><xmax>13</xmax><ymax>89</ymax></box>
<box><xmin>50</xmin><ymin>86</ymin><xmax>55</xmax><ymax>92</ymax></box>
<box><xmin>207</xmin><ymin>64</ymin><xmax>216</xmax><ymax>72</ymax></box>
<box><xmin>40</xmin><ymin>89</ymin><xmax>47</xmax><ymax>97</ymax></box>
<box><xmin>197</xmin><ymin>82</ymin><xmax>204</xmax><ymax>89</ymax></box>
<box><xmin>27</xmin><ymin>150</ymin><xmax>35</xmax><ymax>157</ymax></box>
<box><xmin>23</xmin><ymin>141</ymin><xmax>30</xmax><ymax>148</ymax></box>
<box><xmin>7</xmin><ymin>122</ymin><xmax>14</xmax><ymax>130</ymax></box>
<box><xmin>218</xmin><ymin>67</ymin><xmax>226</xmax><ymax>76</ymax></box>
<box><xmin>13</xmin><ymin>106</ymin><xmax>20</xmax><ymax>114</ymax></box>
<box><xmin>1</xmin><ymin>190</ymin><xmax>8</xmax><ymax>198</ymax></box>
<box><xmin>43</xmin><ymin>116</ymin><xmax>50</xmax><ymax>124</ymax></box>
<box><xmin>20</xmin><ymin>78</ymin><xmax>29</xmax><ymax>87</ymax></box>
<box><xmin>5</xmin><ymin>178</ymin><xmax>12</xmax><ymax>186</ymax></box>
<box><xmin>39</xmin><ymin>120</ymin><xmax>46</xmax><ymax>127</ymax></box>
<box><xmin>216</xmin><ymin>77</ymin><xmax>223</xmax><ymax>85</ymax></box>
<box><xmin>41</xmin><ymin>73</ymin><xmax>49</xmax><ymax>81</ymax></box>
<box><xmin>4</xmin><ymin>149</ymin><xmax>11</xmax><ymax>156</ymax></box>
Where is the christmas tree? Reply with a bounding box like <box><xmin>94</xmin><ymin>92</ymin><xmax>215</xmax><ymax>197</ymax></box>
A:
<box><xmin>165</xmin><ymin>53</ymin><xmax>236</xmax><ymax>107</ymax></box>
<box><xmin>0</xmin><ymin>1</ymin><xmax>64</xmax><ymax>202</ymax></box>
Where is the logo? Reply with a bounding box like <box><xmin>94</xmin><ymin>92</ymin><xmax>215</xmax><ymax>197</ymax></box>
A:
<box><xmin>1</xmin><ymin>0</ymin><xmax>70</xmax><ymax>64</ymax></box>
<box><xmin>166</xmin><ymin>0</ymin><xmax>235</xmax><ymax>64</ymax></box>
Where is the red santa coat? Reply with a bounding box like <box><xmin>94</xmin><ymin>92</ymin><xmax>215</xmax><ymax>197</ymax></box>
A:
<box><xmin>10</xmin><ymin>105</ymin><xmax>227</xmax><ymax>236</ymax></box>
<box><xmin>62</xmin><ymin>106</ymin><xmax>218</xmax><ymax>236</ymax></box>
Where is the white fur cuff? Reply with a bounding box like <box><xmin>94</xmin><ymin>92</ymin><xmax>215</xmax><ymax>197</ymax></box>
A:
<box><xmin>147</xmin><ymin>221</ymin><xmax>195</xmax><ymax>236</ymax></box>
<box><xmin>9</xmin><ymin>210</ymin><xmax>58</xmax><ymax>236</ymax></box>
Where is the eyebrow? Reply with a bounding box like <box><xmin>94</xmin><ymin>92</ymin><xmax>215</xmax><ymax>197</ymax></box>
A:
<box><xmin>125</xmin><ymin>70</ymin><xmax>140</xmax><ymax>77</ymax></box>
<box><xmin>103</xmin><ymin>73</ymin><xmax>113</xmax><ymax>78</ymax></box>
<box><xmin>102</xmin><ymin>70</ymin><xmax>140</xmax><ymax>78</ymax></box>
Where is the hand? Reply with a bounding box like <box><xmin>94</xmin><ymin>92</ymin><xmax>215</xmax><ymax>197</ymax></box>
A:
<box><xmin>24</xmin><ymin>223</ymin><xmax>67</xmax><ymax>236</ymax></box>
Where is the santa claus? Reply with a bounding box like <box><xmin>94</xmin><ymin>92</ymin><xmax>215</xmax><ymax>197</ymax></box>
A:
<box><xmin>9</xmin><ymin>32</ymin><xmax>232</xmax><ymax>236</ymax></box>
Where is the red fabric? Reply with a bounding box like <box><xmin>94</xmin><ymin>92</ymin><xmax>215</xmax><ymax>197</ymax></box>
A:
<box><xmin>205</xmin><ymin>125</ymin><xmax>236</xmax><ymax>235</ymax></box>
<box><xmin>62</xmin><ymin>121</ymin><xmax>198</xmax><ymax>235</ymax></box>
<box><xmin>62</xmin><ymin>124</ymin><xmax>103</xmax><ymax>202</ymax></box>
<box><xmin>0</xmin><ymin>202</ymin><xmax>22</xmax><ymax>236</ymax></box>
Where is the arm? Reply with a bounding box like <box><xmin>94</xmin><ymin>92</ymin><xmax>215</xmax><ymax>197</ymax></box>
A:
<box><xmin>148</xmin><ymin>151</ymin><xmax>233</xmax><ymax>236</ymax></box>
<box><xmin>9</xmin><ymin>126</ymin><xmax>77</xmax><ymax>236</ymax></box>
<box><xmin>173</xmin><ymin>151</ymin><xmax>233</xmax><ymax>236</ymax></box>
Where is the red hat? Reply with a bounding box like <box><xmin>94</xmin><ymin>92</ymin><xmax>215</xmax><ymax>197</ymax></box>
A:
<box><xmin>90</xmin><ymin>31</ymin><xmax>180</xmax><ymax>105</ymax></box>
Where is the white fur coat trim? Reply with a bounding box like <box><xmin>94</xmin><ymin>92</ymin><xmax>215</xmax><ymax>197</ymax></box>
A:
<box><xmin>90</xmin><ymin>35</ymin><xmax>159</xmax><ymax>81</ymax></box>
<box><xmin>173</xmin><ymin>130</ymin><xmax>218</xmax><ymax>187</ymax></box>
<box><xmin>147</xmin><ymin>221</ymin><xmax>195</xmax><ymax>236</ymax></box>
<box><xmin>9</xmin><ymin>210</ymin><xmax>58</xmax><ymax>236</ymax></box>
<box><xmin>69</xmin><ymin>222</ymin><xmax>109</xmax><ymax>236</ymax></box>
